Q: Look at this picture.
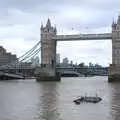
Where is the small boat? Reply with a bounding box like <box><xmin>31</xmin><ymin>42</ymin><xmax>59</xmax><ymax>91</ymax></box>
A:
<box><xmin>83</xmin><ymin>96</ymin><xmax>102</xmax><ymax>103</ymax></box>
<box><xmin>73</xmin><ymin>96</ymin><xmax>102</xmax><ymax>104</ymax></box>
<box><xmin>73</xmin><ymin>97</ymin><xmax>84</xmax><ymax>104</ymax></box>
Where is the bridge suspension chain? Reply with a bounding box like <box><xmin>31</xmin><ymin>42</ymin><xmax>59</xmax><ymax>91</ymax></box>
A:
<box><xmin>20</xmin><ymin>47</ymin><xmax>41</xmax><ymax>63</ymax></box>
<box><xmin>18</xmin><ymin>41</ymin><xmax>41</xmax><ymax>61</ymax></box>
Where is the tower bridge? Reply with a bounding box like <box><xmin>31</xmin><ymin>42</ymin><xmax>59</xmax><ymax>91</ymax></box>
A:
<box><xmin>37</xmin><ymin>16</ymin><xmax>120</xmax><ymax>82</ymax></box>
<box><xmin>1</xmin><ymin>16</ymin><xmax>120</xmax><ymax>81</ymax></box>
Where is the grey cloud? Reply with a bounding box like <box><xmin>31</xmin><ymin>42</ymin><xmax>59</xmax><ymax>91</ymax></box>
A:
<box><xmin>1</xmin><ymin>0</ymin><xmax>120</xmax><ymax>11</ymax></box>
<box><xmin>0</xmin><ymin>0</ymin><xmax>46</xmax><ymax>10</ymax></box>
<box><xmin>0</xmin><ymin>23</ymin><xmax>40</xmax><ymax>41</ymax></box>
<box><xmin>25</xmin><ymin>37</ymin><xmax>39</xmax><ymax>42</ymax></box>
<box><xmin>58</xmin><ymin>11</ymin><xmax>113</xmax><ymax>30</ymax></box>
<box><xmin>0</xmin><ymin>0</ymin><xmax>119</xmax><ymax>28</ymax></box>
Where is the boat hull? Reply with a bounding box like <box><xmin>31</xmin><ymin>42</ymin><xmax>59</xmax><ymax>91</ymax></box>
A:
<box><xmin>73</xmin><ymin>96</ymin><xmax>102</xmax><ymax>104</ymax></box>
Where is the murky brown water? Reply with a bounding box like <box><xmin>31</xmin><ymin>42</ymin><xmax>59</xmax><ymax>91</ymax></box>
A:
<box><xmin>0</xmin><ymin>76</ymin><xmax>120</xmax><ymax>120</ymax></box>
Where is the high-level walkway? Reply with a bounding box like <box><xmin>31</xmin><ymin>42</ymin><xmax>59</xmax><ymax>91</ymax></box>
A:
<box><xmin>53</xmin><ymin>33</ymin><xmax>112</xmax><ymax>41</ymax></box>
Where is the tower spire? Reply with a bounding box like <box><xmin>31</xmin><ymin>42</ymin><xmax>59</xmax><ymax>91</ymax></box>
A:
<box><xmin>54</xmin><ymin>24</ymin><xmax>57</xmax><ymax>33</ymax></box>
<box><xmin>117</xmin><ymin>15</ymin><xmax>120</xmax><ymax>24</ymax></box>
<box><xmin>46</xmin><ymin>18</ymin><xmax>51</xmax><ymax>28</ymax></box>
<box><xmin>41</xmin><ymin>22</ymin><xmax>43</xmax><ymax>29</ymax></box>
<box><xmin>112</xmin><ymin>18</ymin><xmax>115</xmax><ymax>24</ymax></box>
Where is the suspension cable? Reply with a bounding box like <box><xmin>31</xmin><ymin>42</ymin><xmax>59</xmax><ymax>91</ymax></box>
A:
<box><xmin>22</xmin><ymin>47</ymin><xmax>41</xmax><ymax>62</ymax></box>
<box><xmin>18</xmin><ymin>41</ymin><xmax>41</xmax><ymax>60</ymax></box>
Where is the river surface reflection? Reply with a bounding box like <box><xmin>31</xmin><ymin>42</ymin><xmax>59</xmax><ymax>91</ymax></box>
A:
<box><xmin>0</xmin><ymin>76</ymin><xmax>120</xmax><ymax>120</ymax></box>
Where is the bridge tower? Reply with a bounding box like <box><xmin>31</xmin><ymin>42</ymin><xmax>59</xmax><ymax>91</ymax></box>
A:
<box><xmin>41</xmin><ymin>19</ymin><xmax>57</xmax><ymax>69</ymax></box>
<box><xmin>109</xmin><ymin>16</ymin><xmax>120</xmax><ymax>81</ymax></box>
<box><xmin>36</xmin><ymin>19</ymin><xmax>60</xmax><ymax>81</ymax></box>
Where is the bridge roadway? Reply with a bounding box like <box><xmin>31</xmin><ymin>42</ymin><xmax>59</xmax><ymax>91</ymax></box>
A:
<box><xmin>52</xmin><ymin>33</ymin><xmax>112</xmax><ymax>41</ymax></box>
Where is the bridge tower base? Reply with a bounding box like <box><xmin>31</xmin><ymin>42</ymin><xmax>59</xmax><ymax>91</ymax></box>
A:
<box><xmin>35</xmin><ymin>67</ymin><xmax>61</xmax><ymax>81</ymax></box>
<box><xmin>108</xmin><ymin>64</ymin><xmax>120</xmax><ymax>82</ymax></box>
<box><xmin>108</xmin><ymin>16</ymin><xmax>120</xmax><ymax>82</ymax></box>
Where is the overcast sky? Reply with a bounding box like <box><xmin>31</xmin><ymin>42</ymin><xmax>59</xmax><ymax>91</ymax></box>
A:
<box><xmin>0</xmin><ymin>0</ymin><xmax>120</xmax><ymax>66</ymax></box>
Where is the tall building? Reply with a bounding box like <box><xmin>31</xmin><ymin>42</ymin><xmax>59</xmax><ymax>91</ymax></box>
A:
<box><xmin>56</xmin><ymin>53</ymin><xmax>60</xmax><ymax>65</ymax></box>
<box><xmin>31</xmin><ymin>56</ymin><xmax>40</xmax><ymax>67</ymax></box>
<box><xmin>62</xmin><ymin>57</ymin><xmax>69</xmax><ymax>65</ymax></box>
<box><xmin>70</xmin><ymin>60</ymin><xmax>73</xmax><ymax>66</ymax></box>
<box><xmin>89</xmin><ymin>62</ymin><xmax>93</xmax><ymax>67</ymax></box>
<box><xmin>0</xmin><ymin>46</ymin><xmax>17</xmax><ymax>66</ymax></box>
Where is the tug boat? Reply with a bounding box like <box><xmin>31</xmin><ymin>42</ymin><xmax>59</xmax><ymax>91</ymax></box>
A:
<box><xmin>73</xmin><ymin>96</ymin><xmax>102</xmax><ymax>104</ymax></box>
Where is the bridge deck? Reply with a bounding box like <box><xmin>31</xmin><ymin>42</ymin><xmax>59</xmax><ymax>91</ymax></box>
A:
<box><xmin>52</xmin><ymin>33</ymin><xmax>112</xmax><ymax>41</ymax></box>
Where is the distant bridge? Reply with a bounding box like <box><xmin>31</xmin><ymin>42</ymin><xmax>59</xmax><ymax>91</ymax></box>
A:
<box><xmin>56</xmin><ymin>66</ymin><xmax>108</xmax><ymax>70</ymax></box>
<box><xmin>57</xmin><ymin>66</ymin><xmax>108</xmax><ymax>76</ymax></box>
<box><xmin>0</xmin><ymin>65</ymin><xmax>108</xmax><ymax>78</ymax></box>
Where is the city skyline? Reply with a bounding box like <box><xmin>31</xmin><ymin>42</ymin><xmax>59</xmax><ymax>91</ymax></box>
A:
<box><xmin>0</xmin><ymin>0</ymin><xmax>120</xmax><ymax>66</ymax></box>
<box><xmin>58</xmin><ymin>55</ymin><xmax>105</xmax><ymax>66</ymax></box>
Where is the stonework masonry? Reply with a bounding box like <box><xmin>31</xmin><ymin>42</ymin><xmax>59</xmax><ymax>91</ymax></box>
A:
<box><xmin>41</xmin><ymin>19</ymin><xmax>57</xmax><ymax>70</ymax></box>
<box><xmin>36</xmin><ymin>18</ymin><xmax>61</xmax><ymax>81</ymax></box>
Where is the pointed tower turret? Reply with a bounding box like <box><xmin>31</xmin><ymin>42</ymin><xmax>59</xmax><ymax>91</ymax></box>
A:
<box><xmin>41</xmin><ymin>22</ymin><xmax>43</xmax><ymax>28</ymax></box>
<box><xmin>41</xmin><ymin>22</ymin><xmax>43</xmax><ymax>31</ymax></box>
<box><xmin>46</xmin><ymin>18</ymin><xmax>51</xmax><ymax>28</ymax></box>
<box><xmin>117</xmin><ymin>15</ymin><xmax>120</xmax><ymax>24</ymax></box>
<box><xmin>112</xmin><ymin>19</ymin><xmax>115</xmax><ymax>25</ymax></box>
<box><xmin>112</xmin><ymin>19</ymin><xmax>116</xmax><ymax>29</ymax></box>
<box><xmin>54</xmin><ymin>25</ymin><xmax>57</xmax><ymax>34</ymax></box>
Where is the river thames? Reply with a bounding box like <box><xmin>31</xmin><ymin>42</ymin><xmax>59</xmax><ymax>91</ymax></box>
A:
<box><xmin>0</xmin><ymin>76</ymin><xmax>120</xmax><ymax>120</ymax></box>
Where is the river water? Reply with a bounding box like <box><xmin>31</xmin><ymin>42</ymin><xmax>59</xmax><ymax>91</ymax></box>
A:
<box><xmin>0</xmin><ymin>76</ymin><xmax>120</xmax><ymax>120</ymax></box>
